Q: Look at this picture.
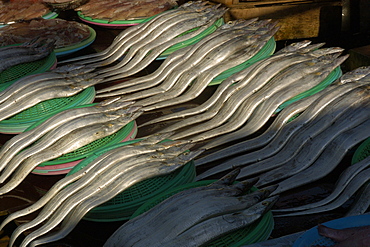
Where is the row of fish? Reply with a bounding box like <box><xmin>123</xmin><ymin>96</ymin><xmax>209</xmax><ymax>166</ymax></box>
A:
<box><xmin>0</xmin><ymin>38</ymin><xmax>54</xmax><ymax>73</ymax></box>
<box><xmin>0</xmin><ymin>18</ymin><xmax>91</xmax><ymax>49</ymax></box>
<box><xmin>104</xmin><ymin>169</ymin><xmax>278</xmax><ymax>247</ymax></box>
<box><xmin>0</xmin><ymin>96</ymin><xmax>143</xmax><ymax>195</ymax></box>
<box><xmin>134</xmin><ymin>41</ymin><xmax>348</xmax><ymax>144</ymax></box>
<box><xmin>62</xmin><ymin>1</ymin><xmax>228</xmax><ymax>81</ymax></box>
<box><xmin>0</xmin><ymin>133</ymin><xmax>203</xmax><ymax>247</ymax></box>
<box><xmin>95</xmin><ymin>18</ymin><xmax>279</xmax><ymax>113</ymax></box>
<box><xmin>0</xmin><ymin>64</ymin><xmax>101</xmax><ymax>121</ymax></box>
<box><xmin>0</xmin><ymin>0</ymin><xmax>50</xmax><ymax>24</ymax></box>
<box><xmin>75</xmin><ymin>0</ymin><xmax>178</xmax><ymax>21</ymax></box>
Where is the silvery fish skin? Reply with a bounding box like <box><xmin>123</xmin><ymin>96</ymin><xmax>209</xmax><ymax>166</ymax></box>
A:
<box><xmin>97</xmin><ymin>7</ymin><xmax>228</xmax><ymax>81</ymax></box>
<box><xmin>0</xmin><ymin>111</ymin><xmax>143</xmax><ymax>196</ymax></box>
<box><xmin>194</xmin><ymin>82</ymin><xmax>370</xmax><ymax>179</ymax></box>
<box><xmin>0</xmin><ymin>43</ymin><xmax>54</xmax><ymax>73</ymax></box>
<box><xmin>270</xmin><ymin>118</ymin><xmax>370</xmax><ymax>196</ymax></box>
<box><xmin>0</xmin><ymin>108</ymin><xmax>139</xmax><ymax>183</ymax></box>
<box><xmin>183</xmin><ymin>55</ymin><xmax>348</xmax><ymax>143</ymax></box>
<box><xmin>107</xmin><ymin>170</ymin><xmax>257</xmax><ymax>245</ymax></box>
<box><xmin>20</xmin><ymin>151</ymin><xmax>202</xmax><ymax>247</ymax></box>
<box><xmin>96</xmin><ymin>18</ymin><xmax>264</xmax><ymax>96</ymax></box>
<box><xmin>255</xmin><ymin>99</ymin><xmax>370</xmax><ymax>187</ymax></box>
<box><xmin>141</xmin><ymin>28</ymin><xmax>279</xmax><ymax>112</ymax></box>
<box><xmin>103</xmin><ymin>27</ymin><xmax>263</xmax><ymax>102</ymax></box>
<box><xmin>155</xmin><ymin>196</ymin><xmax>279</xmax><ymax>247</ymax></box>
<box><xmin>273</xmin><ymin>144</ymin><xmax>370</xmax><ymax>214</ymax></box>
<box><xmin>136</xmin><ymin>28</ymin><xmax>278</xmax><ymax>109</ymax></box>
<box><xmin>105</xmin><ymin>177</ymin><xmax>261</xmax><ymax>247</ymax></box>
<box><xmin>139</xmin><ymin>41</ymin><xmax>318</xmax><ymax>127</ymax></box>
<box><xmin>0</xmin><ymin>75</ymin><xmax>97</xmax><ymax>110</ymax></box>
<box><xmin>98</xmin><ymin>8</ymin><xmax>227</xmax><ymax>81</ymax></box>
<box><xmin>0</xmin><ymin>79</ymin><xmax>101</xmax><ymax>122</ymax></box>
<box><xmin>0</xmin><ymin>139</ymin><xmax>189</xmax><ymax>232</ymax></box>
<box><xmin>168</xmin><ymin>54</ymin><xmax>347</xmax><ymax>140</ymax></box>
<box><xmin>28</xmin><ymin>158</ymin><xmax>193</xmax><ymax>247</ymax></box>
<box><xmin>60</xmin><ymin>0</ymin><xmax>210</xmax><ymax>65</ymax></box>
<box><xmin>0</xmin><ymin>98</ymin><xmax>134</xmax><ymax>173</ymax></box>
<box><xmin>195</xmin><ymin>82</ymin><xmax>367</xmax><ymax>174</ymax></box>
<box><xmin>235</xmin><ymin>88</ymin><xmax>370</xmax><ymax>182</ymax></box>
<box><xmin>275</xmin><ymin>168</ymin><xmax>370</xmax><ymax>217</ymax></box>
<box><xmin>94</xmin><ymin>10</ymin><xmax>214</xmax><ymax>69</ymax></box>
<box><xmin>344</xmin><ymin>178</ymin><xmax>370</xmax><ymax>217</ymax></box>
<box><xmin>201</xmin><ymin>77</ymin><xmax>370</xmax><ymax>151</ymax></box>
<box><xmin>158</xmin><ymin>47</ymin><xmax>344</xmax><ymax>134</ymax></box>
<box><xmin>134</xmin><ymin>185</ymin><xmax>277</xmax><ymax>247</ymax></box>
<box><xmin>95</xmin><ymin>5</ymin><xmax>225</xmax><ymax>70</ymax></box>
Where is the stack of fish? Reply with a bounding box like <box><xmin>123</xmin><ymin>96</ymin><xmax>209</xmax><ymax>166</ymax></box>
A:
<box><xmin>0</xmin><ymin>64</ymin><xmax>100</xmax><ymax>121</ymax></box>
<box><xmin>95</xmin><ymin>18</ymin><xmax>279</xmax><ymax>112</ymax></box>
<box><xmin>103</xmin><ymin>169</ymin><xmax>278</xmax><ymax>247</ymax></box>
<box><xmin>0</xmin><ymin>97</ymin><xmax>143</xmax><ymax>196</ymax></box>
<box><xmin>272</xmin><ymin>155</ymin><xmax>370</xmax><ymax>217</ymax></box>
<box><xmin>0</xmin><ymin>38</ymin><xmax>54</xmax><ymax>73</ymax></box>
<box><xmin>0</xmin><ymin>134</ymin><xmax>202</xmax><ymax>247</ymax></box>
<box><xmin>63</xmin><ymin>1</ymin><xmax>227</xmax><ymax>81</ymax></box>
<box><xmin>75</xmin><ymin>0</ymin><xmax>178</xmax><ymax>21</ymax></box>
<box><xmin>192</xmin><ymin>67</ymin><xmax>370</xmax><ymax>212</ymax></box>
<box><xmin>137</xmin><ymin>41</ymin><xmax>347</xmax><ymax>143</ymax></box>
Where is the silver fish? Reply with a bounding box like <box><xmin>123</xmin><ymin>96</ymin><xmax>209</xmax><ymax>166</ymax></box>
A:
<box><xmin>169</xmin><ymin>54</ymin><xmax>347</xmax><ymax>141</ymax></box>
<box><xmin>0</xmin><ymin>79</ymin><xmax>101</xmax><ymax>122</ymax></box>
<box><xmin>96</xmin><ymin>7</ymin><xmax>228</xmax><ymax>80</ymax></box>
<box><xmin>95</xmin><ymin>18</ymin><xmax>264</xmax><ymax>96</ymax></box>
<box><xmin>255</xmin><ymin>99</ymin><xmax>370</xmax><ymax>187</ymax></box>
<box><xmin>158</xmin><ymin>47</ymin><xmax>344</xmax><ymax>134</ymax></box>
<box><xmin>138</xmin><ymin>41</ymin><xmax>317</xmax><ymax>127</ymax></box>
<box><xmin>272</xmin><ymin>150</ymin><xmax>370</xmax><ymax>214</ymax></box>
<box><xmin>270</xmin><ymin>117</ymin><xmax>370</xmax><ymax>196</ymax></box>
<box><xmin>20</xmin><ymin>150</ymin><xmax>203</xmax><ymax>247</ymax></box>
<box><xmin>0</xmin><ymin>138</ymin><xmax>188</xmax><ymax>232</ymax></box>
<box><xmin>157</xmin><ymin>196</ymin><xmax>279</xmax><ymax>247</ymax></box>
<box><xmin>141</xmin><ymin>28</ymin><xmax>279</xmax><ymax>112</ymax></box>
<box><xmin>235</xmin><ymin>88</ymin><xmax>370</xmax><ymax>182</ymax></box>
<box><xmin>344</xmin><ymin>179</ymin><xmax>370</xmax><ymax>217</ymax></box>
<box><xmin>274</xmin><ymin>167</ymin><xmax>370</xmax><ymax>217</ymax></box>
<box><xmin>134</xmin><ymin>185</ymin><xmax>277</xmax><ymax>247</ymax></box>
<box><xmin>59</xmin><ymin>1</ymin><xmax>210</xmax><ymax>65</ymax></box>
<box><xmin>0</xmin><ymin>98</ymin><xmax>134</xmax><ymax>173</ymax></box>
<box><xmin>0</xmin><ymin>111</ymin><xmax>143</xmax><ymax>196</ymax></box>
<box><xmin>0</xmin><ymin>107</ymin><xmax>140</xmax><ymax>183</ymax></box>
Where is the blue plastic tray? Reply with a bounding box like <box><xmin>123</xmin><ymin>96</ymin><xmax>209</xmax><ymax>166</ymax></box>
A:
<box><xmin>293</xmin><ymin>214</ymin><xmax>370</xmax><ymax>247</ymax></box>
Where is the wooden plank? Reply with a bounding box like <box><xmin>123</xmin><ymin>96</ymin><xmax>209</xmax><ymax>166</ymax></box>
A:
<box><xmin>212</xmin><ymin>1</ymin><xmax>342</xmax><ymax>40</ymax></box>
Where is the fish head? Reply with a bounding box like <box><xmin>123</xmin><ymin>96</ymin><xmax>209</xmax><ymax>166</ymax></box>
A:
<box><xmin>340</xmin><ymin>66</ymin><xmax>370</xmax><ymax>83</ymax></box>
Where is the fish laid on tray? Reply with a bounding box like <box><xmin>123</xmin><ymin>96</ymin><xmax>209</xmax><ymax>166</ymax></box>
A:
<box><xmin>0</xmin><ymin>0</ymin><xmax>51</xmax><ymax>24</ymax></box>
<box><xmin>62</xmin><ymin>1</ymin><xmax>227</xmax><ymax>80</ymax></box>
<box><xmin>0</xmin><ymin>18</ymin><xmax>91</xmax><ymax>49</ymax></box>
<box><xmin>0</xmin><ymin>97</ymin><xmax>143</xmax><ymax>195</ymax></box>
<box><xmin>1</xmin><ymin>135</ymin><xmax>202</xmax><ymax>247</ymax></box>
<box><xmin>95</xmin><ymin>19</ymin><xmax>279</xmax><ymax>110</ymax></box>
<box><xmin>75</xmin><ymin>0</ymin><xmax>178</xmax><ymax>22</ymax></box>
<box><xmin>104</xmin><ymin>169</ymin><xmax>278</xmax><ymax>247</ymax></box>
<box><xmin>0</xmin><ymin>38</ymin><xmax>55</xmax><ymax>73</ymax></box>
<box><xmin>0</xmin><ymin>64</ymin><xmax>102</xmax><ymax>121</ymax></box>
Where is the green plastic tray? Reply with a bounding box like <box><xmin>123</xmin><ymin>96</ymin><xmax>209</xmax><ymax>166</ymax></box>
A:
<box><xmin>275</xmin><ymin>66</ymin><xmax>343</xmax><ymax>113</ymax></box>
<box><xmin>66</xmin><ymin>138</ymin><xmax>196</xmax><ymax>222</ymax></box>
<box><xmin>0</xmin><ymin>87</ymin><xmax>95</xmax><ymax>134</ymax></box>
<box><xmin>132</xmin><ymin>180</ymin><xmax>274</xmax><ymax>247</ymax></box>
<box><xmin>209</xmin><ymin>37</ymin><xmax>276</xmax><ymax>86</ymax></box>
<box><xmin>158</xmin><ymin>18</ymin><xmax>224</xmax><ymax>59</ymax></box>
<box><xmin>352</xmin><ymin>137</ymin><xmax>370</xmax><ymax>164</ymax></box>
<box><xmin>0</xmin><ymin>50</ymin><xmax>57</xmax><ymax>87</ymax></box>
<box><xmin>23</xmin><ymin>104</ymin><xmax>136</xmax><ymax>165</ymax></box>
